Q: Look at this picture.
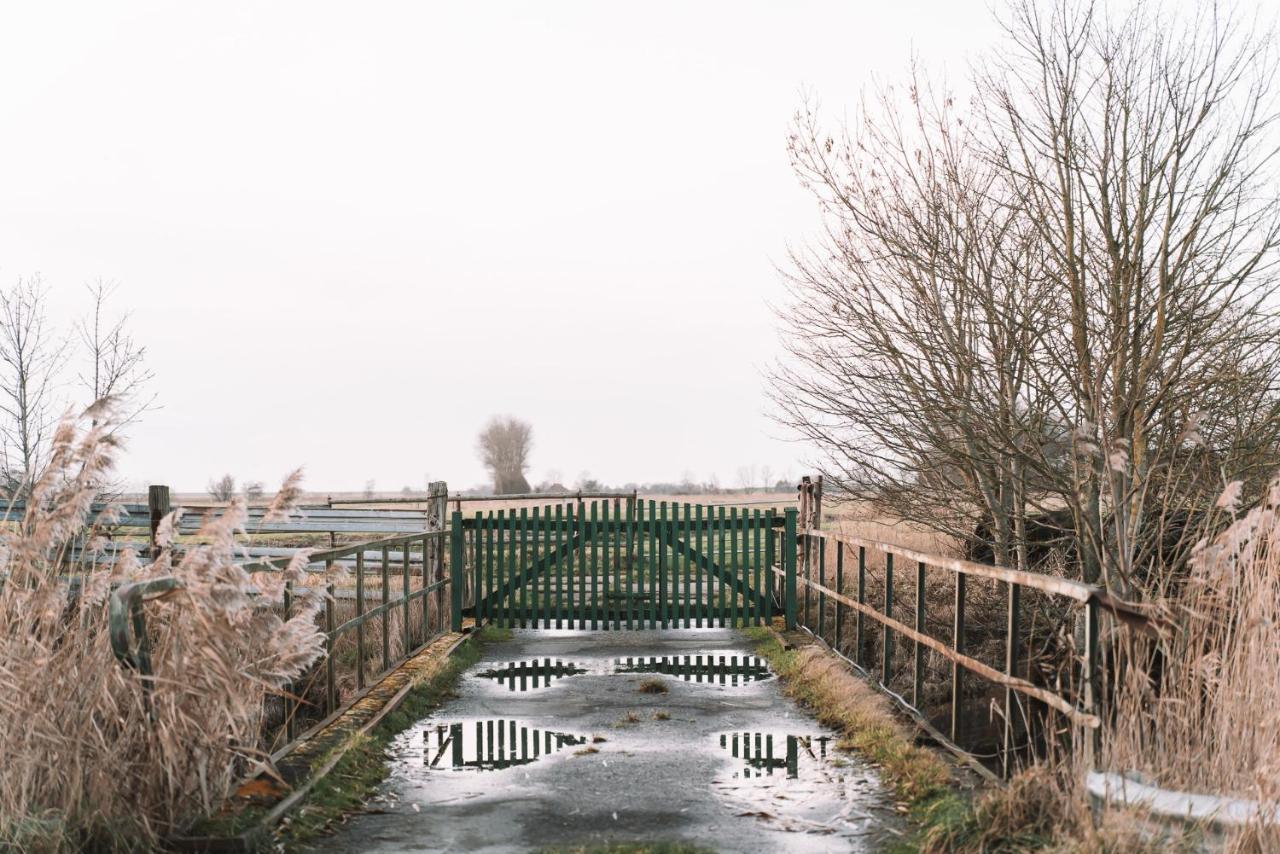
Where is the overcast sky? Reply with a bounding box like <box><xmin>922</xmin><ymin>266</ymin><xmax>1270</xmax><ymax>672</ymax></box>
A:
<box><xmin>0</xmin><ymin>1</ymin><xmax>999</xmax><ymax>493</ymax></box>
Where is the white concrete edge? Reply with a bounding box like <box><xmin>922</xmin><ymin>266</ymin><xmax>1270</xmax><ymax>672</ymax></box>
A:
<box><xmin>1086</xmin><ymin>771</ymin><xmax>1279</xmax><ymax>827</ymax></box>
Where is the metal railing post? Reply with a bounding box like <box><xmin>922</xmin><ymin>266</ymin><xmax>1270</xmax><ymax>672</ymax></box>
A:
<box><xmin>1002</xmin><ymin>581</ymin><xmax>1022</xmax><ymax>779</ymax></box>
<box><xmin>951</xmin><ymin>573</ymin><xmax>966</xmax><ymax>742</ymax></box>
<box><xmin>882</xmin><ymin>552</ymin><xmax>894</xmax><ymax>687</ymax></box>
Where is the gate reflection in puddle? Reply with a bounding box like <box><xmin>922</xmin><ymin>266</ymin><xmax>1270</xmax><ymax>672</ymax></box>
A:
<box><xmin>718</xmin><ymin>733</ymin><xmax>834</xmax><ymax>779</ymax></box>
<box><xmin>473</xmin><ymin>659</ymin><xmax>587</xmax><ymax>691</ymax></box>
<box><xmin>614</xmin><ymin>654</ymin><xmax>772</xmax><ymax>685</ymax></box>
<box><xmin>424</xmin><ymin>720</ymin><xmax>586</xmax><ymax>771</ymax></box>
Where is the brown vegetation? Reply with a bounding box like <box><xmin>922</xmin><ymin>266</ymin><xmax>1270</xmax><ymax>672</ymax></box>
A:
<box><xmin>0</xmin><ymin>406</ymin><xmax>337</xmax><ymax>850</ymax></box>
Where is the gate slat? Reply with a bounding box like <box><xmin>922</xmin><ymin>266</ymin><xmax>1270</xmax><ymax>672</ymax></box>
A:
<box><xmin>531</xmin><ymin>507</ymin><xmax>541</xmax><ymax>627</ymax></box>
<box><xmin>473</xmin><ymin>511</ymin><xmax>483</xmax><ymax>626</ymax></box>
<box><xmin>514</xmin><ymin>507</ymin><xmax>524</xmax><ymax>627</ymax></box>
<box><xmin>765</xmin><ymin>509</ymin><xmax>775</xmax><ymax>625</ymax></box>
<box><xmin>542</xmin><ymin>507</ymin><xmax>552</xmax><ymax>627</ymax></box>
<box><xmin>747</xmin><ymin>512</ymin><xmax>757</xmax><ymax>624</ymax></box>
<box><xmin>717</xmin><ymin>506</ymin><xmax>727</xmax><ymax>627</ymax></box>
<box><xmin>681</xmin><ymin>502</ymin><xmax>690</xmax><ymax>628</ymax></box>
<box><xmin>485</xmin><ymin>512</ymin><xmax>495</xmax><ymax>626</ymax></box>
<box><xmin>576</xmin><ymin>500</ymin><xmax>586</xmax><ymax>627</ymax></box>
<box><xmin>590</xmin><ymin>501</ymin><xmax>600</xmax><ymax>630</ymax></box>
<box><xmin>554</xmin><ymin>504</ymin><xmax>564</xmax><ymax>628</ymax></box>
<box><xmin>695</xmin><ymin>504</ymin><xmax>705</xmax><ymax>628</ymax></box>
<box><xmin>730</xmin><ymin>507</ymin><xmax>740</xmax><ymax>628</ymax></box>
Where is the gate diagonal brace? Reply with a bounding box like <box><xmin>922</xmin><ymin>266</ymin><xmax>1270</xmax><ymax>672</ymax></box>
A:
<box><xmin>669</xmin><ymin>536</ymin><xmax>768</xmax><ymax>615</ymax></box>
<box><xmin>473</xmin><ymin>531</ymin><xmax>591</xmax><ymax>616</ymax></box>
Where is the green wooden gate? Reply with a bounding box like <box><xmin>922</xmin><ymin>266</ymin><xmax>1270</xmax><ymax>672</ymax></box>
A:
<box><xmin>450</xmin><ymin>500</ymin><xmax>798</xmax><ymax>630</ymax></box>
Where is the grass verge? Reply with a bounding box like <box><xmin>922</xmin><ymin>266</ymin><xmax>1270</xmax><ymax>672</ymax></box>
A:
<box><xmin>270</xmin><ymin>624</ymin><xmax>511</xmax><ymax>848</ymax></box>
<box><xmin>740</xmin><ymin>626</ymin><xmax>976</xmax><ymax>851</ymax></box>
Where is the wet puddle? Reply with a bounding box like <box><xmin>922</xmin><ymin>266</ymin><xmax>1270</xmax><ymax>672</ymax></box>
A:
<box><xmin>712</xmin><ymin>730</ymin><xmax>889</xmax><ymax>842</ymax></box>
<box><xmin>471</xmin><ymin>652</ymin><xmax>773</xmax><ymax>690</ymax></box>
<box><xmin>613</xmin><ymin>654</ymin><xmax>773</xmax><ymax>685</ymax></box>
<box><xmin>474</xmin><ymin>659</ymin><xmax>588</xmax><ymax>690</ymax></box>
<box><xmin>418</xmin><ymin>719</ymin><xmax>587</xmax><ymax>771</ymax></box>
<box><xmin>718</xmin><ymin>732</ymin><xmax>833</xmax><ymax>778</ymax></box>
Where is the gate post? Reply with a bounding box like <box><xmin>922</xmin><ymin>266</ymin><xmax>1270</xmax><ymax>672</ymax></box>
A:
<box><xmin>450</xmin><ymin>510</ymin><xmax>464</xmax><ymax>632</ymax></box>
<box><xmin>427</xmin><ymin>481</ymin><xmax>448</xmax><ymax>629</ymax></box>
<box><xmin>784</xmin><ymin>508</ymin><xmax>798</xmax><ymax>630</ymax></box>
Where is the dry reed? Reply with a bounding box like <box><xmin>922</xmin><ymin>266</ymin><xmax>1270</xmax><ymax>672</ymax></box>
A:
<box><xmin>0</xmin><ymin>405</ymin><xmax>341</xmax><ymax>851</ymax></box>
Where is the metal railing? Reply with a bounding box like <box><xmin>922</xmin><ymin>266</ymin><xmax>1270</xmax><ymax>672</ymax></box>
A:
<box><xmin>110</xmin><ymin>528</ymin><xmax>452</xmax><ymax>748</ymax></box>
<box><xmin>784</xmin><ymin>524</ymin><xmax>1152</xmax><ymax>780</ymax></box>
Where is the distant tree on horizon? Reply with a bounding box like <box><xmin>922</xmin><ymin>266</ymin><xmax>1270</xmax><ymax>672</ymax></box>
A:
<box><xmin>477</xmin><ymin>415</ymin><xmax>533</xmax><ymax>495</ymax></box>
<box><xmin>207</xmin><ymin>474</ymin><xmax>236</xmax><ymax>502</ymax></box>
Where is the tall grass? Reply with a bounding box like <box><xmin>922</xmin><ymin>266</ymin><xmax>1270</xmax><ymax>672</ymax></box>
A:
<box><xmin>1103</xmin><ymin>477</ymin><xmax>1280</xmax><ymax>832</ymax></box>
<box><xmin>0</xmin><ymin>406</ymin><xmax>341</xmax><ymax>851</ymax></box>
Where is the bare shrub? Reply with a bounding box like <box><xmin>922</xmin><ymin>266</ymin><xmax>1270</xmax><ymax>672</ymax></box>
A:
<box><xmin>0</xmin><ymin>405</ymin><xmax>341</xmax><ymax>850</ymax></box>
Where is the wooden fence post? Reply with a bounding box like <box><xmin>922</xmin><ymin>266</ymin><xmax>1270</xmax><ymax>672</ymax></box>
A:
<box><xmin>148</xmin><ymin>485</ymin><xmax>170</xmax><ymax>558</ymax></box>
<box><xmin>427</xmin><ymin>481</ymin><xmax>447</xmax><ymax>630</ymax></box>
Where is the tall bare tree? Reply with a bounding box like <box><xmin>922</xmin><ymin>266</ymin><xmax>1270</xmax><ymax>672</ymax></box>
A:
<box><xmin>0</xmin><ymin>277</ymin><xmax>68</xmax><ymax>493</ymax></box>
<box><xmin>774</xmin><ymin>74</ymin><xmax>1058</xmax><ymax>568</ymax></box>
<box><xmin>981</xmin><ymin>0</ymin><xmax>1280</xmax><ymax>591</ymax></box>
<box><xmin>477</xmin><ymin>416</ymin><xmax>533</xmax><ymax>495</ymax></box>
<box><xmin>775</xmin><ymin>0</ymin><xmax>1280</xmax><ymax>593</ymax></box>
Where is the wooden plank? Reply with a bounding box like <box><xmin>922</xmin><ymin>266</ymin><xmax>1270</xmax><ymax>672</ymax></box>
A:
<box><xmin>764</xmin><ymin>509</ymin><xmax>774</xmax><ymax>625</ymax></box>
<box><xmin>555</xmin><ymin>505</ymin><xmax>564</xmax><ymax>627</ymax></box>
<box><xmin>520</xmin><ymin>508</ymin><xmax>530</xmax><ymax>629</ymax></box>
<box><xmin>695</xmin><ymin>504</ymin><xmax>705</xmax><ymax>628</ymax></box>
<box><xmin>591</xmin><ymin>502</ymin><xmax>600</xmax><ymax>630</ymax></box>
<box><xmin>717</xmin><ymin>506</ymin><xmax>727</xmax><ymax>627</ymax></box>
<box><xmin>803</xmin><ymin>528</ymin><xmax>1096</xmax><ymax>602</ymax></box>
<box><xmin>531</xmin><ymin>507</ymin><xmax>542</xmax><ymax>628</ymax></box>
<box><xmin>544</xmin><ymin>507</ymin><xmax>555</xmax><ymax>627</ymax></box>
<box><xmin>625</xmin><ymin>498</ymin><xmax>635</xmax><ymax>630</ymax></box>
<box><xmin>730</xmin><ymin>508</ymin><xmax>740</xmax><ymax>628</ymax></box>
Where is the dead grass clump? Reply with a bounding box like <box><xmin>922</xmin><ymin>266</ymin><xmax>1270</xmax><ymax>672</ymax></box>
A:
<box><xmin>615</xmin><ymin>711</ymin><xmax>642</xmax><ymax>727</ymax></box>
<box><xmin>637</xmin><ymin>677</ymin><xmax>668</xmax><ymax>694</ymax></box>
<box><xmin>918</xmin><ymin>764</ymin><xmax>1069</xmax><ymax>852</ymax></box>
<box><xmin>574</xmin><ymin>746</ymin><xmax>600</xmax><ymax>756</ymax></box>
<box><xmin>653</xmin><ymin>711</ymin><xmax>671</xmax><ymax>721</ymax></box>
<box><xmin>0</xmin><ymin>406</ymin><xmax>339</xmax><ymax>851</ymax></box>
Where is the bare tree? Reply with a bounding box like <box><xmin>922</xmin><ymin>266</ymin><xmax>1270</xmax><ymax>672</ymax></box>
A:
<box><xmin>775</xmin><ymin>0</ymin><xmax>1280</xmax><ymax>593</ymax></box>
<box><xmin>477</xmin><ymin>416</ymin><xmax>533</xmax><ymax>495</ymax></box>
<box><xmin>363</xmin><ymin>479</ymin><xmax>376</xmax><ymax>500</ymax></box>
<box><xmin>0</xmin><ymin>277</ymin><xmax>68</xmax><ymax>493</ymax></box>
<box><xmin>242</xmin><ymin>481</ymin><xmax>265</xmax><ymax>501</ymax></box>
<box><xmin>774</xmin><ymin>72</ymin><xmax>1055</xmax><ymax>568</ymax></box>
<box><xmin>77</xmin><ymin>280</ymin><xmax>154</xmax><ymax>429</ymax></box>
<box><xmin>981</xmin><ymin>0</ymin><xmax>1280</xmax><ymax>590</ymax></box>
<box><xmin>207</xmin><ymin>474</ymin><xmax>236</xmax><ymax>502</ymax></box>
